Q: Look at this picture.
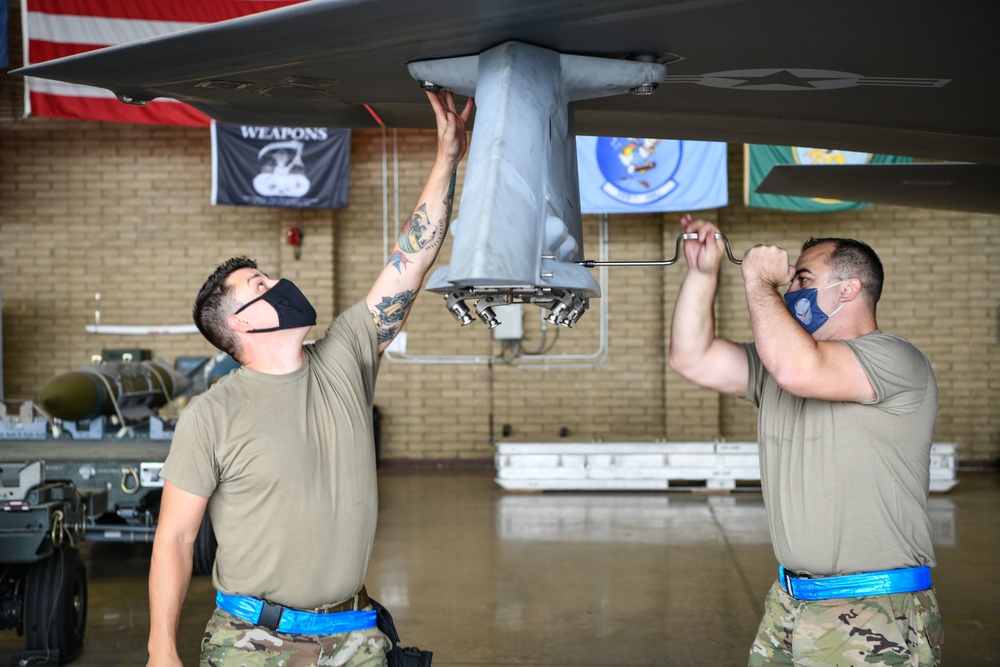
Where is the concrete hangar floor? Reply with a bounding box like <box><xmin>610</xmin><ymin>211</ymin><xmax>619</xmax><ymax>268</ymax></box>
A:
<box><xmin>2</xmin><ymin>469</ymin><xmax>998</xmax><ymax>666</ymax></box>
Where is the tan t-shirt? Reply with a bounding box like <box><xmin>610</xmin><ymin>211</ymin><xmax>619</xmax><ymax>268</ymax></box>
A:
<box><xmin>161</xmin><ymin>300</ymin><xmax>380</xmax><ymax>609</ymax></box>
<box><xmin>743</xmin><ymin>331</ymin><xmax>937</xmax><ymax>576</ymax></box>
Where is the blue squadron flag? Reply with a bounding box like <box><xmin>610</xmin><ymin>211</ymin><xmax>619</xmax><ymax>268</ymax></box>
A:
<box><xmin>577</xmin><ymin>137</ymin><xmax>728</xmax><ymax>214</ymax></box>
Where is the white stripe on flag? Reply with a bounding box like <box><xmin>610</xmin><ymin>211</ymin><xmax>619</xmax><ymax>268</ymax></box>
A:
<box><xmin>27</xmin><ymin>12</ymin><xmax>201</xmax><ymax>47</ymax></box>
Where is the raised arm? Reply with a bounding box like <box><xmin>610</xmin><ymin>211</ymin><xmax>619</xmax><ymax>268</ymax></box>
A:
<box><xmin>668</xmin><ymin>215</ymin><xmax>749</xmax><ymax>397</ymax></box>
<box><xmin>366</xmin><ymin>90</ymin><xmax>474</xmax><ymax>352</ymax></box>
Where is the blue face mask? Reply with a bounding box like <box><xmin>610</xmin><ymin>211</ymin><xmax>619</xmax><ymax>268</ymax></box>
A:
<box><xmin>234</xmin><ymin>278</ymin><xmax>317</xmax><ymax>333</ymax></box>
<box><xmin>783</xmin><ymin>279</ymin><xmax>846</xmax><ymax>334</ymax></box>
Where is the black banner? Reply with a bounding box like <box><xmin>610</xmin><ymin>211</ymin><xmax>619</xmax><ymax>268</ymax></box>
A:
<box><xmin>211</xmin><ymin>123</ymin><xmax>350</xmax><ymax>209</ymax></box>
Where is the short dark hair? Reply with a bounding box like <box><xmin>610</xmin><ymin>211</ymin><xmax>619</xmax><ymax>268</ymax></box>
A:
<box><xmin>193</xmin><ymin>256</ymin><xmax>258</xmax><ymax>360</ymax></box>
<box><xmin>802</xmin><ymin>237</ymin><xmax>884</xmax><ymax>305</ymax></box>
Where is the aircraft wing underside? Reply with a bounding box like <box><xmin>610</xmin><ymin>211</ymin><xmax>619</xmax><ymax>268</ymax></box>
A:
<box><xmin>16</xmin><ymin>0</ymin><xmax>1000</xmax><ymax>329</ymax></box>
<box><xmin>16</xmin><ymin>0</ymin><xmax>1000</xmax><ymax>165</ymax></box>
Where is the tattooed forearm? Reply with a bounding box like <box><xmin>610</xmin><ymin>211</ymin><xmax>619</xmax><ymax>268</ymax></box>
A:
<box><xmin>388</xmin><ymin>175</ymin><xmax>456</xmax><ymax>274</ymax></box>
<box><xmin>443</xmin><ymin>172</ymin><xmax>457</xmax><ymax>230</ymax></box>
<box><xmin>391</xmin><ymin>199</ymin><xmax>449</xmax><ymax>273</ymax></box>
<box><xmin>371</xmin><ymin>290</ymin><xmax>416</xmax><ymax>342</ymax></box>
<box><xmin>398</xmin><ymin>204</ymin><xmax>441</xmax><ymax>254</ymax></box>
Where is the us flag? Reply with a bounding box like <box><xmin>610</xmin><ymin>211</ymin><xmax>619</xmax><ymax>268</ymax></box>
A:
<box><xmin>21</xmin><ymin>0</ymin><xmax>305</xmax><ymax>126</ymax></box>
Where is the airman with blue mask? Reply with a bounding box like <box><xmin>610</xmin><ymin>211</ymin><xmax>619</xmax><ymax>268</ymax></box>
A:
<box><xmin>783</xmin><ymin>278</ymin><xmax>850</xmax><ymax>334</ymax></box>
<box><xmin>670</xmin><ymin>216</ymin><xmax>941</xmax><ymax>667</ymax></box>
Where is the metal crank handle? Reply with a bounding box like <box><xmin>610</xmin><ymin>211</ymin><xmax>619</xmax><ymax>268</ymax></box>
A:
<box><xmin>577</xmin><ymin>232</ymin><xmax>743</xmax><ymax>267</ymax></box>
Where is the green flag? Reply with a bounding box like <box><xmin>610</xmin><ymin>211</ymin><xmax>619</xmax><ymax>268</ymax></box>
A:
<box><xmin>744</xmin><ymin>145</ymin><xmax>912</xmax><ymax>212</ymax></box>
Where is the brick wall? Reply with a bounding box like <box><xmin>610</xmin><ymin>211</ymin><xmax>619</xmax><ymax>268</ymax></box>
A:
<box><xmin>2</xmin><ymin>119</ymin><xmax>998</xmax><ymax>464</ymax></box>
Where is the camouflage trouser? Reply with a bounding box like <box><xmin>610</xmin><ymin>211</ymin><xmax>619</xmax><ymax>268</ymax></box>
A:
<box><xmin>748</xmin><ymin>579</ymin><xmax>943</xmax><ymax>667</ymax></box>
<box><xmin>200</xmin><ymin>607</ymin><xmax>392</xmax><ymax>667</ymax></box>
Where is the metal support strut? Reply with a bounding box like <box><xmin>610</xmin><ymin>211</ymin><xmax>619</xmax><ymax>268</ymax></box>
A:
<box><xmin>577</xmin><ymin>233</ymin><xmax>743</xmax><ymax>267</ymax></box>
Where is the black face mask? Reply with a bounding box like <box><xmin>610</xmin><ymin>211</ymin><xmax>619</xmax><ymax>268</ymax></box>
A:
<box><xmin>234</xmin><ymin>278</ymin><xmax>317</xmax><ymax>333</ymax></box>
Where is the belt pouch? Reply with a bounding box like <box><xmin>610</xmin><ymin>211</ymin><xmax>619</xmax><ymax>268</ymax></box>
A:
<box><xmin>370</xmin><ymin>598</ymin><xmax>433</xmax><ymax>667</ymax></box>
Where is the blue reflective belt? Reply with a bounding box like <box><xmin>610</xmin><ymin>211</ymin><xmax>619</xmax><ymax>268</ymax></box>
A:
<box><xmin>215</xmin><ymin>592</ymin><xmax>377</xmax><ymax>635</ymax></box>
<box><xmin>778</xmin><ymin>565</ymin><xmax>932</xmax><ymax>601</ymax></box>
